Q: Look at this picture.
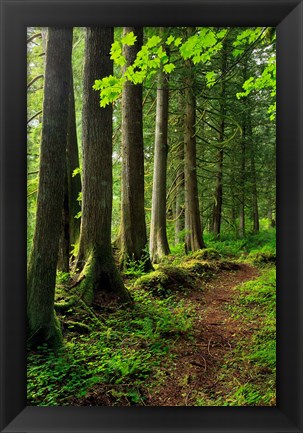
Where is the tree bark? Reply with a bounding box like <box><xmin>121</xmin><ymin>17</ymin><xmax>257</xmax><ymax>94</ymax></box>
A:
<box><xmin>184</xmin><ymin>46</ymin><xmax>205</xmax><ymax>253</ymax></box>
<box><xmin>175</xmin><ymin>142</ymin><xmax>185</xmax><ymax>245</ymax></box>
<box><xmin>239</xmin><ymin>64</ymin><xmax>248</xmax><ymax>238</ymax></box>
<box><xmin>76</xmin><ymin>27</ymin><xmax>130</xmax><ymax>304</ymax></box>
<box><xmin>58</xmin><ymin>69</ymin><xmax>82</xmax><ymax>272</ymax></box>
<box><xmin>120</xmin><ymin>27</ymin><xmax>153</xmax><ymax>271</ymax></box>
<box><xmin>150</xmin><ymin>37</ymin><xmax>170</xmax><ymax>263</ymax></box>
<box><xmin>247</xmin><ymin>115</ymin><xmax>259</xmax><ymax>233</ymax></box>
<box><xmin>239</xmin><ymin>120</ymin><xmax>246</xmax><ymax>238</ymax></box>
<box><xmin>27</xmin><ymin>27</ymin><xmax>73</xmax><ymax>349</ymax></box>
<box><xmin>212</xmin><ymin>43</ymin><xmax>227</xmax><ymax>238</ymax></box>
<box><xmin>66</xmin><ymin>72</ymin><xmax>82</xmax><ymax>248</ymax></box>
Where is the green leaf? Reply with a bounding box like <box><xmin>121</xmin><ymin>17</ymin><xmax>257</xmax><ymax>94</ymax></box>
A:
<box><xmin>166</xmin><ymin>35</ymin><xmax>175</xmax><ymax>45</ymax></box>
<box><xmin>163</xmin><ymin>63</ymin><xmax>175</xmax><ymax>74</ymax></box>
<box><xmin>72</xmin><ymin>167</ymin><xmax>81</xmax><ymax>177</ymax></box>
<box><xmin>121</xmin><ymin>31</ymin><xmax>137</xmax><ymax>46</ymax></box>
<box><xmin>146</xmin><ymin>35</ymin><xmax>162</xmax><ymax>48</ymax></box>
<box><xmin>205</xmin><ymin>71</ymin><xmax>216</xmax><ymax>87</ymax></box>
<box><xmin>174</xmin><ymin>37</ymin><xmax>182</xmax><ymax>47</ymax></box>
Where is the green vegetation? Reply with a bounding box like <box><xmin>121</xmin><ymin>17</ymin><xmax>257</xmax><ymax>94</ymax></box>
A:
<box><xmin>28</xmin><ymin>285</ymin><xmax>193</xmax><ymax>406</ymax></box>
<box><xmin>27</xmin><ymin>26</ymin><xmax>276</xmax><ymax>406</ymax></box>
<box><xmin>28</xmin><ymin>230</ymin><xmax>276</xmax><ymax>406</ymax></box>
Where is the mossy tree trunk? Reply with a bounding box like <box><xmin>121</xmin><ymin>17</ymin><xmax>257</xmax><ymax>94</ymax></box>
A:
<box><xmin>76</xmin><ymin>27</ymin><xmax>130</xmax><ymax>304</ymax></box>
<box><xmin>150</xmin><ymin>33</ymin><xmax>170</xmax><ymax>263</ymax></box>
<box><xmin>120</xmin><ymin>27</ymin><xmax>153</xmax><ymax>271</ymax></box>
<box><xmin>27</xmin><ymin>27</ymin><xmax>73</xmax><ymax>349</ymax></box>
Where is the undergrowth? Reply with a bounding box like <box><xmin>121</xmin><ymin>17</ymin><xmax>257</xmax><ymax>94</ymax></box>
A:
<box><xmin>27</xmin><ymin>287</ymin><xmax>193</xmax><ymax>406</ymax></box>
<box><xmin>28</xmin><ymin>229</ymin><xmax>276</xmax><ymax>406</ymax></box>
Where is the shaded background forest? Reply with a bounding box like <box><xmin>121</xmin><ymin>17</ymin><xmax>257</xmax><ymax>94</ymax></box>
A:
<box><xmin>27</xmin><ymin>26</ymin><xmax>276</xmax><ymax>406</ymax></box>
<box><xmin>27</xmin><ymin>27</ymin><xmax>276</xmax><ymax>259</ymax></box>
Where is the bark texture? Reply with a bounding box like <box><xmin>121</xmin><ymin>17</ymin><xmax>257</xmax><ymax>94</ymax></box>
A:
<box><xmin>76</xmin><ymin>27</ymin><xmax>130</xmax><ymax>304</ymax></box>
<box><xmin>184</xmin><ymin>50</ymin><xmax>205</xmax><ymax>252</ymax></box>
<box><xmin>239</xmin><ymin>106</ymin><xmax>246</xmax><ymax>238</ymax></box>
<box><xmin>150</xmin><ymin>55</ymin><xmax>170</xmax><ymax>263</ymax></box>
<box><xmin>27</xmin><ymin>28</ymin><xmax>73</xmax><ymax>349</ymax></box>
<box><xmin>248</xmin><ymin>115</ymin><xmax>259</xmax><ymax>233</ymax></box>
<box><xmin>212</xmin><ymin>43</ymin><xmax>227</xmax><ymax>238</ymax></box>
<box><xmin>58</xmin><ymin>70</ymin><xmax>82</xmax><ymax>272</ymax></box>
<box><xmin>120</xmin><ymin>27</ymin><xmax>153</xmax><ymax>271</ymax></box>
<box><xmin>175</xmin><ymin>141</ymin><xmax>185</xmax><ymax>245</ymax></box>
<box><xmin>239</xmin><ymin>64</ymin><xmax>248</xmax><ymax>238</ymax></box>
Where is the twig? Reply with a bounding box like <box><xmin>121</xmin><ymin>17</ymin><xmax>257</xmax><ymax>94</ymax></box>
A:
<box><xmin>27</xmin><ymin>74</ymin><xmax>43</xmax><ymax>89</ymax></box>
<box><xmin>207</xmin><ymin>337</ymin><xmax>214</xmax><ymax>357</ymax></box>
<box><xmin>185</xmin><ymin>389</ymin><xmax>192</xmax><ymax>406</ymax></box>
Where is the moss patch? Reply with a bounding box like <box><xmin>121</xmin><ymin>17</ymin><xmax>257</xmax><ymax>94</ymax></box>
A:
<box><xmin>180</xmin><ymin>259</ymin><xmax>217</xmax><ymax>275</ymax></box>
<box><xmin>190</xmin><ymin>248</ymin><xmax>221</xmax><ymax>261</ymax></box>
<box><xmin>134</xmin><ymin>266</ymin><xmax>194</xmax><ymax>298</ymax></box>
<box><xmin>248</xmin><ymin>251</ymin><xmax>276</xmax><ymax>266</ymax></box>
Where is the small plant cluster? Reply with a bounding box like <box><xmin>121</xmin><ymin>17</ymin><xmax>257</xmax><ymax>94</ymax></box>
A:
<box><xmin>202</xmin><ymin>229</ymin><xmax>276</xmax><ymax>259</ymax></box>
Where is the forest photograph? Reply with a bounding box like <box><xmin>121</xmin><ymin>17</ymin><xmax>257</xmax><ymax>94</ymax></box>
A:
<box><xmin>27</xmin><ymin>26</ymin><xmax>276</xmax><ymax>407</ymax></box>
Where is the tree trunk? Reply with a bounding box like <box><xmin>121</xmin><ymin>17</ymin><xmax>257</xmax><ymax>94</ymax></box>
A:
<box><xmin>213</xmin><ymin>148</ymin><xmax>223</xmax><ymax>237</ymax></box>
<box><xmin>120</xmin><ymin>27</ymin><xmax>153</xmax><ymax>271</ymax></box>
<box><xmin>57</xmin><ymin>172</ymin><xmax>70</xmax><ymax>273</ymax></box>
<box><xmin>174</xmin><ymin>94</ymin><xmax>185</xmax><ymax>246</ymax></box>
<box><xmin>67</xmin><ymin>71</ymin><xmax>82</xmax><ymax>248</ymax></box>
<box><xmin>58</xmin><ymin>69</ymin><xmax>82</xmax><ymax>272</ymax></box>
<box><xmin>184</xmin><ymin>51</ymin><xmax>205</xmax><ymax>253</ymax></box>
<box><xmin>248</xmin><ymin>115</ymin><xmax>259</xmax><ymax>233</ymax></box>
<box><xmin>239</xmin><ymin>63</ymin><xmax>248</xmax><ymax>238</ymax></box>
<box><xmin>175</xmin><ymin>144</ymin><xmax>185</xmax><ymax>246</ymax></box>
<box><xmin>150</xmin><ymin>40</ymin><xmax>170</xmax><ymax>263</ymax></box>
<box><xmin>239</xmin><ymin>122</ymin><xmax>246</xmax><ymax>238</ymax></box>
<box><xmin>76</xmin><ymin>27</ymin><xmax>130</xmax><ymax>305</ymax></box>
<box><xmin>27</xmin><ymin>27</ymin><xmax>73</xmax><ymax>349</ymax></box>
<box><xmin>212</xmin><ymin>43</ymin><xmax>227</xmax><ymax>238</ymax></box>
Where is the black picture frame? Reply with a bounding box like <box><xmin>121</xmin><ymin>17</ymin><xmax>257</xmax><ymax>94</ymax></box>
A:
<box><xmin>1</xmin><ymin>0</ymin><xmax>302</xmax><ymax>432</ymax></box>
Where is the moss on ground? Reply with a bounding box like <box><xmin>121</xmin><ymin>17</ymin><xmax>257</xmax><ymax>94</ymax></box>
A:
<box><xmin>248</xmin><ymin>251</ymin><xmax>276</xmax><ymax>265</ymax></box>
<box><xmin>134</xmin><ymin>265</ymin><xmax>194</xmax><ymax>298</ymax></box>
<box><xmin>190</xmin><ymin>248</ymin><xmax>221</xmax><ymax>261</ymax></box>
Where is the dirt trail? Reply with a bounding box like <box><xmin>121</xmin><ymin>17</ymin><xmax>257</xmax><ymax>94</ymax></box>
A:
<box><xmin>146</xmin><ymin>263</ymin><xmax>259</xmax><ymax>406</ymax></box>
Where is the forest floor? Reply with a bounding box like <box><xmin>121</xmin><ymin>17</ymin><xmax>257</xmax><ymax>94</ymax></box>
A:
<box><xmin>144</xmin><ymin>263</ymin><xmax>260</xmax><ymax>406</ymax></box>
<box><xmin>27</xmin><ymin>232</ymin><xmax>276</xmax><ymax>407</ymax></box>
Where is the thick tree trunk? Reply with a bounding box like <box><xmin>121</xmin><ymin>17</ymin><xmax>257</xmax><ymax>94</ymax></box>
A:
<box><xmin>120</xmin><ymin>27</ymin><xmax>153</xmax><ymax>271</ymax></box>
<box><xmin>150</xmin><ymin>54</ymin><xmax>170</xmax><ymax>263</ymax></box>
<box><xmin>184</xmin><ymin>55</ymin><xmax>205</xmax><ymax>253</ymax></box>
<box><xmin>76</xmin><ymin>27</ymin><xmax>130</xmax><ymax>304</ymax></box>
<box><xmin>27</xmin><ymin>27</ymin><xmax>73</xmax><ymax>349</ymax></box>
